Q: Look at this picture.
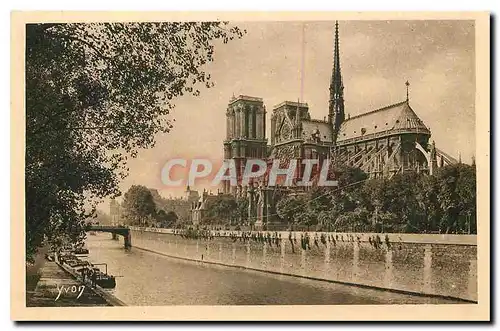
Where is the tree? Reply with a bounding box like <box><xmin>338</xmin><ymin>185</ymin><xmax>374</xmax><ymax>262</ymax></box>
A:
<box><xmin>276</xmin><ymin>195</ymin><xmax>296</xmax><ymax>225</ymax></box>
<box><xmin>156</xmin><ymin>209</ymin><xmax>168</xmax><ymax>227</ymax></box>
<box><xmin>307</xmin><ymin>187</ymin><xmax>334</xmax><ymax>214</ymax></box>
<box><xmin>166</xmin><ymin>211</ymin><xmax>179</xmax><ymax>225</ymax></box>
<box><xmin>305</xmin><ymin>187</ymin><xmax>334</xmax><ymax>231</ymax></box>
<box><xmin>435</xmin><ymin>164</ymin><xmax>476</xmax><ymax>234</ymax></box>
<box><xmin>331</xmin><ymin>166</ymin><xmax>369</xmax><ymax>215</ymax></box>
<box><xmin>336</xmin><ymin>165</ymin><xmax>369</xmax><ymax>187</ymax></box>
<box><xmin>235</xmin><ymin>198</ymin><xmax>249</xmax><ymax>224</ymax></box>
<box><xmin>121</xmin><ymin>185</ymin><xmax>157</xmax><ymax>226</ymax></box>
<box><xmin>204</xmin><ymin>197</ymin><xmax>238</xmax><ymax>224</ymax></box>
<box><xmin>455</xmin><ymin>164</ymin><xmax>476</xmax><ymax>234</ymax></box>
<box><xmin>25</xmin><ymin>22</ymin><xmax>245</xmax><ymax>261</ymax></box>
<box><xmin>415</xmin><ymin>173</ymin><xmax>441</xmax><ymax>232</ymax></box>
<box><xmin>383</xmin><ymin>172</ymin><xmax>422</xmax><ymax>232</ymax></box>
<box><xmin>276</xmin><ymin>194</ymin><xmax>307</xmax><ymax>229</ymax></box>
<box><xmin>317</xmin><ymin>210</ymin><xmax>336</xmax><ymax>231</ymax></box>
<box><xmin>156</xmin><ymin>210</ymin><xmax>179</xmax><ymax>228</ymax></box>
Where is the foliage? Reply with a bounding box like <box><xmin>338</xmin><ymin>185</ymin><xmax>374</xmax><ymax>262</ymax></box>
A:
<box><xmin>25</xmin><ymin>22</ymin><xmax>245</xmax><ymax>261</ymax></box>
<box><xmin>121</xmin><ymin>185</ymin><xmax>157</xmax><ymax>226</ymax></box>
<box><xmin>435</xmin><ymin>164</ymin><xmax>477</xmax><ymax>233</ymax></box>
<box><xmin>235</xmin><ymin>198</ymin><xmax>249</xmax><ymax>223</ymax></box>
<box><xmin>276</xmin><ymin>194</ymin><xmax>305</xmax><ymax>225</ymax></box>
<box><xmin>203</xmin><ymin>197</ymin><xmax>238</xmax><ymax>224</ymax></box>
<box><xmin>166</xmin><ymin>211</ymin><xmax>179</xmax><ymax>223</ymax></box>
<box><xmin>156</xmin><ymin>210</ymin><xmax>179</xmax><ymax>228</ymax></box>
<box><xmin>276</xmin><ymin>164</ymin><xmax>477</xmax><ymax>234</ymax></box>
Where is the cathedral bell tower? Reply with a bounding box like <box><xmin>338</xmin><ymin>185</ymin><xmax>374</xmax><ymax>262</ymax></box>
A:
<box><xmin>223</xmin><ymin>95</ymin><xmax>267</xmax><ymax>194</ymax></box>
<box><xmin>328</xmin><ymin>21</ymin><xmax>345</xmax><ymax>143</ymax></box>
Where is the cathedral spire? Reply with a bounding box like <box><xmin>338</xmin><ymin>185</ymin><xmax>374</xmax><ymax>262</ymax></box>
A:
<box><xmin>295</xmin><ymin>98</ymin><xmax>301</xmax><ymax>138</ymax></box>
<box><xmin>329</xmin><ymin>21</ymin><xmax>345</xmax><ymax>142</ymax></box>
<box><xmin>296</xmin><ymin>98</ymin><xmax>301</xmax><ymax>125</ymax></box>
<box><xmin>405</xmin><ymin>80</ymin><xmax>410</xmax><ymax>102</ymax></box>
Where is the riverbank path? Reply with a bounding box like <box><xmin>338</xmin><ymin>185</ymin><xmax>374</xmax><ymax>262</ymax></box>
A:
<box><xmin>26</xmin><ymin>261</ymin><xmax>112</xmax><ymax>307</ymax></box>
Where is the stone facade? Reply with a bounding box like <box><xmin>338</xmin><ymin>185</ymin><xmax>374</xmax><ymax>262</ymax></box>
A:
<box><xmin>191</xmin><ymin>189</ymin><xmax>233</xmax><ymax>225</ymax></box>
<box><xmin>218</xmin><ymin>22</ymin><xmax>458</xmax><ymax>229</ymax></box>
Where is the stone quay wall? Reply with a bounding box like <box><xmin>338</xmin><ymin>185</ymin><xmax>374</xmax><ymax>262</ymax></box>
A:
<box><xmin>128</xmin><ymin>227</ymin><xmax>477</xmax><ymax>302</ymax></box>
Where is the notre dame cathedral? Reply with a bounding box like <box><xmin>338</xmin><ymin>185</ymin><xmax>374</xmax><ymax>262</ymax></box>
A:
<box><xmin>219</xmin><ymin>22</ymin><xmax>458</xmax><ymax>229</ymax></box>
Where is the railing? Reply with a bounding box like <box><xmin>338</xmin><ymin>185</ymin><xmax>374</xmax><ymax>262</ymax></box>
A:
<box><xmin>129</xmin><ymin>226</ymin><xmax>477</xmax><ymax>245</ymax></box>
<box><xmin>337</xmin><ymin>127</ymin><xmax>431</xmax><ymax>146</ymax></box>
<box><xmin>87</xmin><ymin>226</ymin><xmax>125</xmax><ymax>230</ymax></box>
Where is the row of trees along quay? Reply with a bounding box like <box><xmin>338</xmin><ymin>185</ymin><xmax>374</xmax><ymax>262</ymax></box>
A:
<box><xmin>25</xmin><ymin>22</ymin><xmax>246</xmax><ymax>263</ymax></box>
<box><xmin>120</xmin><ymin>185</ymin><xmax>180</xmax><ymax>228</ymax></box>
<box><xmin>117</xmin><ymin>162</ymin><xmax>475</xmax><ymax>236</ymax></box>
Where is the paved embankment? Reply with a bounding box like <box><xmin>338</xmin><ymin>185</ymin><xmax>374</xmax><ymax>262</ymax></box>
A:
<box><xmin>26</xmin><ymin>260</ymin><xmax>125</xmax><ymax>307</ymax></box>
<box><xmin>129</xmin><ymin>228</ymin><xmax>478</xmax><ymax>303</ymax></box>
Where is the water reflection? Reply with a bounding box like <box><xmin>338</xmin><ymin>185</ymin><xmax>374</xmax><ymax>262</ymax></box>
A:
<box><xmin>85</xmin><ymin>233</ymin><xmax>463</xmax><ymax>306</ymax></box>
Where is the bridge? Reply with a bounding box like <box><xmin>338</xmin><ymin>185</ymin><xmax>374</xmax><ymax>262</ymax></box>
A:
<box><xmin>86</xmin><ymin>225</ymin><xmax>132</xmax><ymax>249</ymax></box>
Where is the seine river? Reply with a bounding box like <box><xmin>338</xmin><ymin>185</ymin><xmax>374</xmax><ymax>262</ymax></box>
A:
<box><xmin>85</xmin><ymin>233</ymin><xmax>460</xmax><ymax>306</ymax></box>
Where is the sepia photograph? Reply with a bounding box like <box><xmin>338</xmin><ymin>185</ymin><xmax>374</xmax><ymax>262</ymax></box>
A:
<box><xmin>11</xmin><ymin>11</ymin><xmax>490</xmax><ymax>321</ymax></box>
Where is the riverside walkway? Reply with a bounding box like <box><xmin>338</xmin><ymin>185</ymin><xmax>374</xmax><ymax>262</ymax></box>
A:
<box><xmin>27</xmin><ymin>260</ymin><xmax>123</xmax><ymax>307</ymax></box>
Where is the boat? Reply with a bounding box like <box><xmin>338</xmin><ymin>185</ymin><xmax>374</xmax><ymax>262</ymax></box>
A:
<box><xmin>57</xmin><ymin>253</ymin><xmax>117</xmax><ymax>289</ymax></box>
<box><xmin>89</xmin><ymin>264</ymin><xmax>116</xmax><ymax>289</ymax></box>
<box><xmin>69</xmin><ymin>260</ymin><xmax>93</xmax><ymax>272</ymax></box>
<box><xmin>92</xmin><ymin>268</ymin><xmax>116</xmax><ymax>289</ymax></box>
<box><xmin>73</xmin><ymin>247</ymin><xmax>90</xmax><ymax>255</ymax></box>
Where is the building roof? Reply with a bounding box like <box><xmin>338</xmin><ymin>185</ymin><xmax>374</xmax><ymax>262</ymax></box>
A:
<box><xmin>273</xmin><ymin>101</ymin><xmax>309</xmax><ymax>110</ymax></box>
<box><xmin>229</xmin><ymin>95</ymin><xmax>263</xmax><ymax>105</ymax></box>
<box><xmin>337</xmin><ymin>100</ymin><xmax>430</xmax><ymax>143</ymax></box>
<box><xmin>301</xmin><ymin>120</ymin><xmax>333</xmax><ymax>143</ymax></box>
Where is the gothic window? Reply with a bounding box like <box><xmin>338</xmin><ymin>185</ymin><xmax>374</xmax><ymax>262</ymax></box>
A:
<box><xmin>281</xmin><ymin>123</ymin><xmax>291</xmax><ymax>141</ymax></box>
<box><xmin>245</xmin><ymin>108</ymin><xmax>249</xmax><ymax>137</ymax></box>
<box><xmin>232</xmin><ymin>109</ymin><xmax>236</xmax><ymax>137</ymax></box>
<box><xmin>252</xmin><ymin>108</ymin><xmax>257</xmax><ymax>139</ymax></box>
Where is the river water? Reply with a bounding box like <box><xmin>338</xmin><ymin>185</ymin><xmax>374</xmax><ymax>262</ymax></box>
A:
<box><xmin>85</xmin><ymin>233</ymin><xmax>461</xmax><ymax>306</ymax></box>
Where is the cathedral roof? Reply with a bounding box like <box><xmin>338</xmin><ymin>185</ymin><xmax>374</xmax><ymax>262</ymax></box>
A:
<box><xmin>273</xmin><ymin>101</ymin><xmax>309</xmax><ymax>109</ymax></box>
<box><xmin>229</xmin><ymin>95</ymin><xmax>263</xmax><ymax>105</ymax></box>
<box><xmin>301</xmin><ymin>120</ymin><xmax>333</xmax><ymax>143</ymax></box>
<box><xmin>337</xmin><ymin>100</ymin><xmax>430</xmax><ymax>144</ymax></box>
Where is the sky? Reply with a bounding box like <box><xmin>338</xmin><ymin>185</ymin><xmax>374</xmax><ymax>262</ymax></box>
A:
<box><xmin>101</xmin><ymin>20</ymin><xmax>476</xmax><ymax>210</ymax></box>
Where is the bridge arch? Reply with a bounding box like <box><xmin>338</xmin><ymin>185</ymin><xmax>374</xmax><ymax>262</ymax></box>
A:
<box><xmin>86</xmin><ymin>225</ymin><xmax>132</xmax><ymax>249</ymax></box>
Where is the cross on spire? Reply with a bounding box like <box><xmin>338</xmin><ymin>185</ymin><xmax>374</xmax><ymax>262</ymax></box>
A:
<box><xmin>405</xmin><ymin>80</ymin><xmax>410</xmax><ymax>101</ymax></box>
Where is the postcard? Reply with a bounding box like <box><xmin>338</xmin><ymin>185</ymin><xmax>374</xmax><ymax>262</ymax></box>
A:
<box><xmin>11</xmin><ymin>11</ymin><xmax>490</xmax><ymax>321</ymax></box>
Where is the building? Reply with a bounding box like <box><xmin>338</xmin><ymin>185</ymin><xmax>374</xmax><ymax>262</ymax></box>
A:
<box><xmin>191</xmin><ymin>189</ymin><xmax>233</xmax><ymax>225</ymax></box>
<box><xmin>109</xmin><ymin>199</ymin><xmax>121</xmax><ymax>226</ymax></box>
<box><xmin>150</xmin><ymin>187</ymin><xmax>199</xmax><ymax>223</ymax></box>
<box><xmin>218</xmin><ymin>21</ymin><xmax>459</xmax><ymax>229</ymax></box>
